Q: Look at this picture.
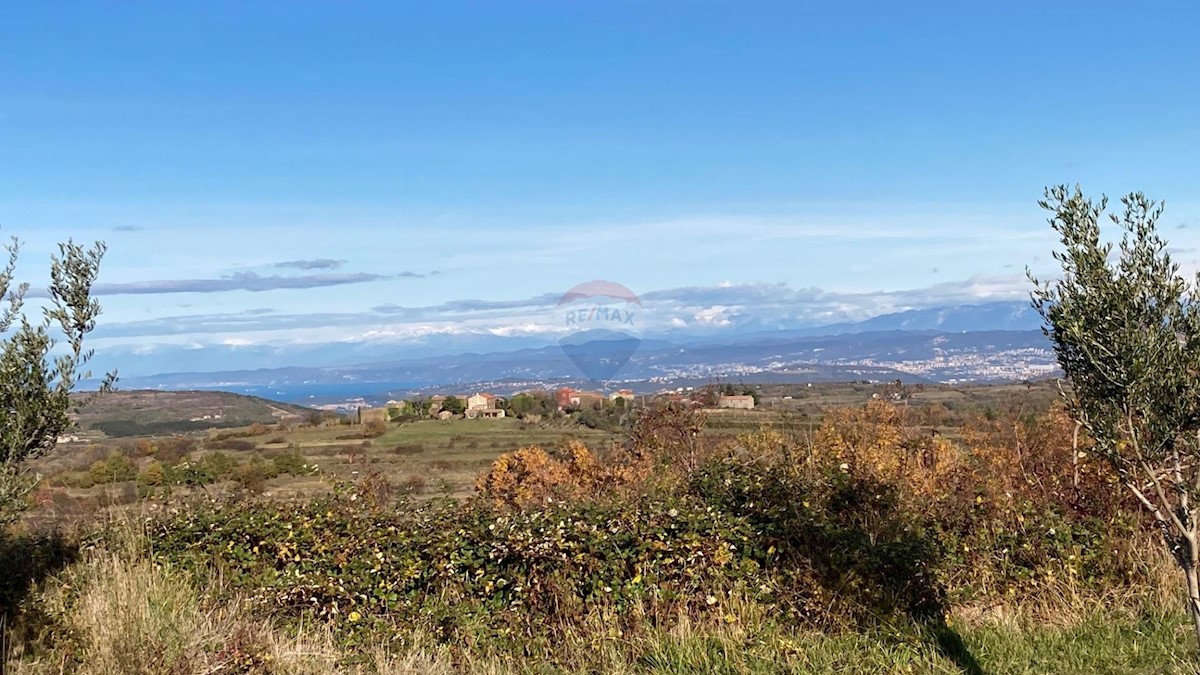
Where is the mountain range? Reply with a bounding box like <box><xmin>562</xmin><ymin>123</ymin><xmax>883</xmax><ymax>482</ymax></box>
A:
<box><xmin>103</xmin><ymin>301</ymin><xmax>1055</xmax><ymax>403</ymax></box>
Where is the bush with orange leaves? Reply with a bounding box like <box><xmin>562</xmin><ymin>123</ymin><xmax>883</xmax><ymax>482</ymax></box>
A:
<box><xmin>476</xmin><ymin>406</ymin><xmax>711</xmax><ymax>507</ymax></box>
<box><xmin>810</xmin><ymin>399</ymin><xmax>961</xmax><ymax>501</ymax></box>
<box><xmin>476</xmin><ymin>441</ymin><xmax>610</xmax><ymax>508</ymax></box>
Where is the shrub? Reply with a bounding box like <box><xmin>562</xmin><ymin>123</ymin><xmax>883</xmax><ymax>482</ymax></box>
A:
<box><xmin>400</xmin><ymin>474</ymin><xmax>427</xmax><ymax>495</ymax></box>
<box><xmin>689</xmin><ymin>454</ymin><xmax>946</xmax><ymax>624</ymax></box>
<box><xmin>476</xmin><ymin>443</ymin><xmax>605</xmax><ymax>508</ymax></box>
<box><xmin>246</xmin><ymin>423</ymin><xmax>272</xmax><ymax>437</ymax></box>
<box><xmin>88</xmin><ymin>451</ymin><xmax>137</xmax><ymax>485</ymax></box>
<box><xmin>137</xmin><ymin>400</ymin><xmax>1158</xmax><ymax>648</ymax></box>
<box><xmin>256</xmin><ymin>457</ymin><xmax>280</xmax><ymax>479</ymax></box>
<box><xmin>137</xmin><ymin>461</ymin><xmax>165</xmax><ymax>487</ymax></box>
<box><xmin>153</xmin><ymin>436</ymin><xmax>197</xmax><ymax>465</ymax></box>
<box><xmin>152</xmin><ymin>489</ymin><xmax>770</xmax><ymax>639</ymax></box>
<box><xmin>362</xmin><ymin>419</ymin><xmax>388</xmax><ymax>438</ymax></box>
<box><xmin>270</xmin><ymin>449</ymin><xmax>313</xmax><ymax>477</ymax></box>
<box><xmin>166</xmin><ymin>461</ymin><xmax>215</xmax><ymax>487</ymax></box>
<box><xmin>234</xmin><ymin>462</ymin><xmax>268</xmax><ymax>494</ymax></box>
<box><xmin>203</xmin><ymin>452</ymin><xmax>238</xmax><ymax>478</ymax></box>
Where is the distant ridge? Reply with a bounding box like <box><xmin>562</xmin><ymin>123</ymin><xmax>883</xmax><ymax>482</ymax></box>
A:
<box><xmin>110</xmin><ymin>324</ymin><xmax>1055</xmax><ymax>402</ymax></box>
<box><xmin>71</xmin><ymin>390</ymin><xmax>314</xmax><ymax>438</ymax></box>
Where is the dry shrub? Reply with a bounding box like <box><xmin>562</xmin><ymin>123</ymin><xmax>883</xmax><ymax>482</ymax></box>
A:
<box><xmin>799</xmin><ymin>400</ymin><xmax>1154</xmax><ymax>608</ymax></box>
<box><xmin>476</xmin><ymin>445</ymin><xmax>584</xmax><ymax>507</ymax></box>
<box><xmin>476</xmin><ymin>406</ymin><xmax>741</xmax><ymax>508</ymax></box>
<box><xmin>959</xmin><ymin>403</ymin><xmax>1121</xmax><ymax>517</ymax></box>
<box><xmin>362</xmin><ymin>420</ymin><xmax>388</xmax><ymax>439</ymax></box>
<box><xmin>400</xmin><ymin>474</ymin><xmax>427</xmax><ymax>495</ymax></box>
<box><xmin>624</xmin><ymin>404</ymin><xmax>714</xmax><ymax>475</ymax></box>
<box><xmin>153</xmin><ymin>436</ymin><xmax>198</xmax><ymax>465</ymax></box>
<box><xmin>208</xmin><ymin>438</ymin><xmax>256</xmax><ymax>452</ymax></box>
<box><xmin>476</xmin><ymin>435</ymin><xmax>659</xmax><ymax>508</ymax></box>
<box><xmin>812</xmin><ymin>400</ymin><xmax>962</xmax><ymax>500</ymax></box>
<box><xmin>246</xmin><ymin>423</ymin><xmax>273</xmax><ymax>437</ymax></box>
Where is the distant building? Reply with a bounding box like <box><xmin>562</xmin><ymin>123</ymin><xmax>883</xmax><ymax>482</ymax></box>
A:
<box><xmin>467</xmin><ymin>392</ymin><xmax>498</xmax><ymax>411</ymax></box>
<box><xmin>556</xmin><ymin>387</ymin><xmax>575</xmax><ymax>409</ymax></box>
<box><xmin>465</xmin><ymin>407</ymin><xmax>505</xmax><ymax>419</ymax></box>
<box><xmin>608</xmin><ymin>389</ymin><xmax>635</xmax><ymax>403</ymax></box>
<box><xmin>555</xmin><ymin>387</ymin><xmax>603</xmax><ymax>409</ymax></box>
<box><xmin>717</xmin><ymin>395</ymin><xmax>755</xmax><ymax>410</ymax></box>
<box><xmin>437</xmin><ymin>410</ymin><xmax>454</xmax><ymax>420</ymax></box>
<box><xmin>427</xmin><ymin>395</ymin><xmax>447</xmax><ymax>415</ymax></box>
<box><xmin>357</xmin><ymin>407</ymin><xmax>389</xmax><ymax>424</ymax></box>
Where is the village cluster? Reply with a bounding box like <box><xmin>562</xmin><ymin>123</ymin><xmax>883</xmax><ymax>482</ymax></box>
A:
<box><xmin>357</xmin><ymin>385</ymin><xmax>755</xmax><ymax>424</ymax></box>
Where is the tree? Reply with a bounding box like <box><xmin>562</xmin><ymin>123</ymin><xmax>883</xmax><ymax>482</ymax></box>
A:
<box><xmin>1030</xmin><ymin>185</ymin><xmax>1200</xmax><ymax>647</ymax></box>
<box><xmin>0</xmin><ymin>236</ymin><xmax>114</xmax><ymax>525</ymax></box>
<box><xmin>441</xmin><ymin>395</ymin><xmax>466</xmax><ymax>416</ymax></box>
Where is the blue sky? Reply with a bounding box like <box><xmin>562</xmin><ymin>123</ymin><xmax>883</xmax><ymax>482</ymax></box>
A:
<box><xmin>3</xmin><ymin>1</ymin><xmax>1200</xmax><ymax>374</ymax></box>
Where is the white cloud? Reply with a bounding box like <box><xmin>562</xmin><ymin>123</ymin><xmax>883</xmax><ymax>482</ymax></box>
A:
<box><xmin>89</xmin><ymin>273</ymin><xmax>1036</xmax><ymax>352</ymax></box>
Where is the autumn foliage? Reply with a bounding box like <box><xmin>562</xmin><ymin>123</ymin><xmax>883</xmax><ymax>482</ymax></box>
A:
<box><xmin>132</xmin><ymin>397</ymin><xmax>1164</xmax><ymax>651</ymax></box>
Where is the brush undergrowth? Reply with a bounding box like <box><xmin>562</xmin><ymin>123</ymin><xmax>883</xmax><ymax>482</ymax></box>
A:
<box><xmin>2</xmin><ymin>402</ymin><xmax>1197</xmax><ymax>672</ymax></box>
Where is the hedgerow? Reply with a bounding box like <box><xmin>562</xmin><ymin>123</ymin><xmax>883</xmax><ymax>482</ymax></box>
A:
<box><xmin>151</xmin><ymin>487</ymin><xmax>775</xmax><ymax>645</ymax></box>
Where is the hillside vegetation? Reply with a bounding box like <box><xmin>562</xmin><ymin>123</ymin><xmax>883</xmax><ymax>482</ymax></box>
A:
<box><xmin>69</xmin><ymin>390</ymin><xmax>314</xmax><ymax>438</ymax></box>
<box><xmin>2</xmin><ymin>395</ymin><xmax>1195</xmax><ymax>673</ymax></box>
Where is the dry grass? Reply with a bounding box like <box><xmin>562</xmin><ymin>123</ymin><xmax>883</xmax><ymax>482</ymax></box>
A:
<box><xmin>4</xmin><ymin>520</ymin><xmax>342</xmax><ymax>675</ymax></box>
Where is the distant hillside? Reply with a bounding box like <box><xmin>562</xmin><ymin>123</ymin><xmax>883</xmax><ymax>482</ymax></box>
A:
<box><xmin>70</xmin><ymin>390</ymin><xmax>314</xmax><ymax>438</ymax></box>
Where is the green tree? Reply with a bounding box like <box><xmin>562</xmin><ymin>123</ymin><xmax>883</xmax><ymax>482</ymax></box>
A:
<box><xmin>1031</xmin><ymin>185</ymin><xmax>1200</xmax><ymax>647</ymax></box>
<box><xmin>138</xmin><ymin>460</ymin><xmax>165</xmax><ymax>487</ymax></box>
<box><xmin>441</xmin><ymin>395</ymin><xmax>466</xmax><ymax>416</ymax></box>
<box><xmin>0</xmin><ymin>237</ymin><xmax>114</xmax><ymax>525</ymax></box>
<box><xmin>204</xmin><ymin>451</ymin><xmax>237</xmax><ymax>479</ymax></box>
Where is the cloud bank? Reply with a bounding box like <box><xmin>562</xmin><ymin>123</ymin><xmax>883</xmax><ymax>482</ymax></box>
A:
<box><xmin>91</xmin><ymin>274</ymin><xmax>1030</xmax><ymax>344</ymax></box>
<box><xmin>85</xmin><ymin>271</ymin><xmax>390</xmax><ymax>296</ymax></box>
<box><xmin>272</xmin><ymin>259</ymin><xmax>346</xmax><ymax>270</ymax></box>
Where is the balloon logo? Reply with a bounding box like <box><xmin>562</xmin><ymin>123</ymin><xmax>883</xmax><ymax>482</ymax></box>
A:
<box><xmin>555</xmin><ymin>280</ymin><xmax>643</xmax><ymax>382</ymax></box>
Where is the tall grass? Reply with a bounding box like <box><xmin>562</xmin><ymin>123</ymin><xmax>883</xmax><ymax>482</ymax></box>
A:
<box><xmin>5</xmin><ymin>520</ymin><xmax>341</xmax><ymax>675</ymax></box>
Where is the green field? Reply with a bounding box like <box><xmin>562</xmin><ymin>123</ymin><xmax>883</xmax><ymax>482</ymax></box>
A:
<box><xmin>257</xmin><ymin>417</ymin><xmax>618</xmax><ymax>497</ymax></box>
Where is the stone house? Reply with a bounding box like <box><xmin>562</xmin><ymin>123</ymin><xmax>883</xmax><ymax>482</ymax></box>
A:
<box><xmin>717</xmin><ymin>395</ymin><xmax>755</xmax><ymax>410</ymax></box>
<box><xmin>467</xmin><ymin>392</ymin><xmax>498</xmax><ymax>410</ymax></box>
